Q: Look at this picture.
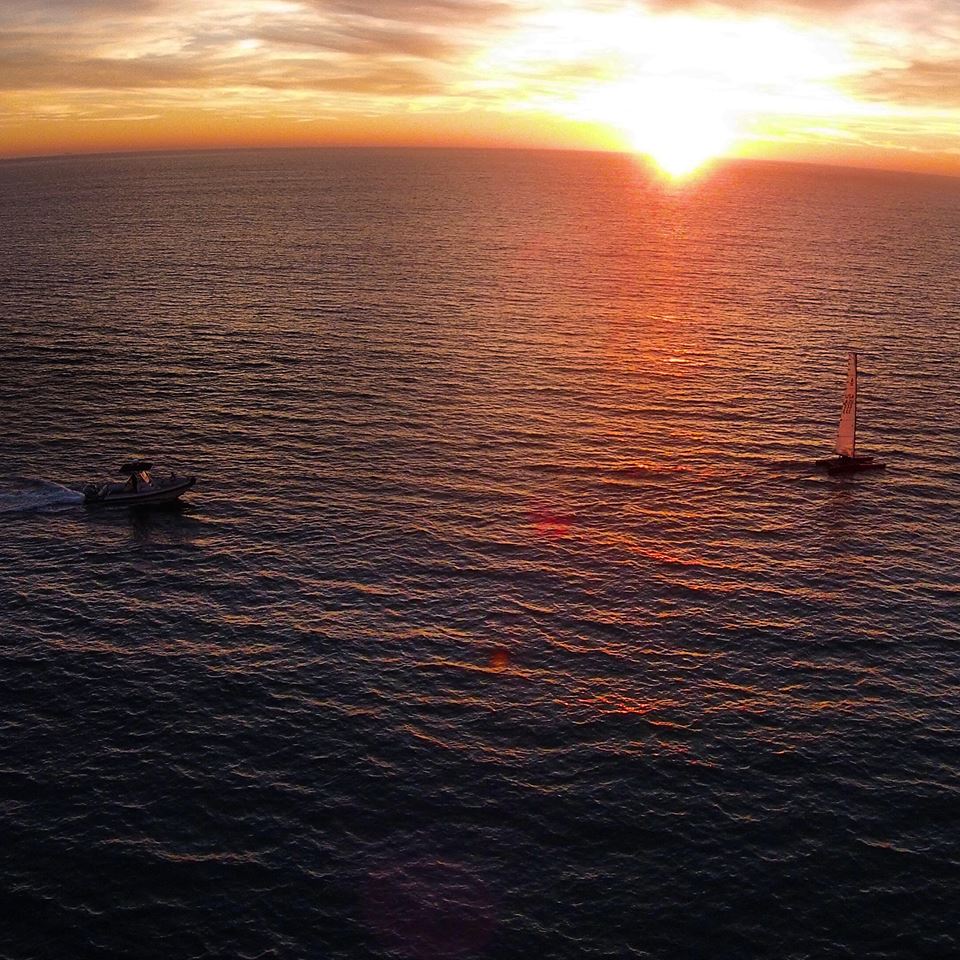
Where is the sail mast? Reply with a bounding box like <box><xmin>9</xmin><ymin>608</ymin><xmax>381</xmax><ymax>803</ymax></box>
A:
<box><xmin>853</xmin><ymin>352</ymin><xmax>857</xmax><ymax>458</ymax></box>
<box><xmin>835</xmin><ymin>351</ymin><xmax>857</xmax><ymax>457</ymax></box>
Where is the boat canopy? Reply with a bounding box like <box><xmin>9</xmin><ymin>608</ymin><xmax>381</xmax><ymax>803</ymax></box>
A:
<box><xmin>119</xmin><ymin>460</ymin><xmax>152</xmax><ymax>474</ymax></box>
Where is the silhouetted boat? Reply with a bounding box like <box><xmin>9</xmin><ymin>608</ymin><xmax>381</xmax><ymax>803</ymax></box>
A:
<box><xmin>816</xmin><ymin>352</ymin><xmax>886</xmax><ymax>475</ymax></box>
<box><xmin>83</xmin><ymin>461</ymin><xmax>196</xmax><ymax>505</ymax></box>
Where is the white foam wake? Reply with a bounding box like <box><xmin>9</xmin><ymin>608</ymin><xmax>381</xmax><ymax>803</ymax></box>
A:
<box><xmin>0</xmin><ymin>479</ymin><xmax>85</xmax><ymax>513</ymax></box>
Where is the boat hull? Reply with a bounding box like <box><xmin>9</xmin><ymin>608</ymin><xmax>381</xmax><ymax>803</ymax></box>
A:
<box><xmin>816</xmin><ymin>456</ymin><xmax>885</xmax><ymax>476</ymax></box>
<box><xmin>84</xmin><ymin>476</ymin><xmax>196</xmax><ymax>505</ymax></box>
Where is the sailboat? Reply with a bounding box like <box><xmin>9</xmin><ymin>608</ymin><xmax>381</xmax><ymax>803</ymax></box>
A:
<box><xmin>816</xmin><ymin>352</ymin><xmax>886</xmax><ymax>475</ymax></box>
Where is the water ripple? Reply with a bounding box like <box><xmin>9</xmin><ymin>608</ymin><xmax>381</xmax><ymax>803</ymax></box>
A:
<box><xmin>0</xmin><ymin>149</ymin><xmax>958</xmax><ymax>960</ymax></box>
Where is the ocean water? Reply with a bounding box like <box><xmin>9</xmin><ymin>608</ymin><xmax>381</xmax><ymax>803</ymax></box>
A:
<box><xmin>1</xmin><ymin>148</ymin><xmax>958</xmax><ymax>959</ymax></box>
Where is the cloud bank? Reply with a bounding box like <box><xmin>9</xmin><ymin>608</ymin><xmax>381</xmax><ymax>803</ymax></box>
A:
<box><xmin>1</xmin><ymin>0</ymin><xmax>959</xmax><ymax>169</ymax></box>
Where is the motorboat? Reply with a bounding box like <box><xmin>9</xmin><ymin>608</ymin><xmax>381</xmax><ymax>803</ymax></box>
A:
<box><xmin>815</xmin><ymin>352</ymin><xmax>886</xmax><ymax>475</ymax></box>
<box><xmin>83</xmin><ymin>461</ymin><xmax>196</xmax><ymax>505</ymax></box>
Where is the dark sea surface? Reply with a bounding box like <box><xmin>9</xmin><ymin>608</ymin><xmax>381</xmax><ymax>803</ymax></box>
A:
<box><xmin>1</xmin><ymin>148</ymin><xmax>959</xmax><ymax>959</ymax></box>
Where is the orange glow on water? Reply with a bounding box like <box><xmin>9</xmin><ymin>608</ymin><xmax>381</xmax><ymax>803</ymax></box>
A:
<box><xmin>529</xmin><ymin>507</ymin><xmax>573</xmax><ymax>540</ymax></box>
<box><xmin>489</xmin><ymin>648</ymin><xmax>511</xmax><ymax>670</ymax></box>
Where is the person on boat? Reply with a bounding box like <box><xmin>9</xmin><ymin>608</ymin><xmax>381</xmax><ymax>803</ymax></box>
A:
<box><xmin>84</xmin><ymin>461</ymin><xmax>195</xmax><ymax>504</ymax></box>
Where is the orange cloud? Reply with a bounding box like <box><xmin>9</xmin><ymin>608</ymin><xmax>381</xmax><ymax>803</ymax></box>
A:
<box><xmin>0</xmin><ymin>0</ymin><xmax>959</xmax><ymax>174</ymax></box>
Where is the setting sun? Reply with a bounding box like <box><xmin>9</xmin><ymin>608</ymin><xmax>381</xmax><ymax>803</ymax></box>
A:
<box><xmin>496</xmin><ymin>8</ymin><xmax>861</xmax><ymax>176</ymax></box>
<box><xmin>634</xmin><ymin>97</ymin><xmax>734</xmax><ymax>178</ymax></box>
<box><xmin>586</xmin><ymin>78</ymin><xmax>737</xmax><ymax>177</ymax></box>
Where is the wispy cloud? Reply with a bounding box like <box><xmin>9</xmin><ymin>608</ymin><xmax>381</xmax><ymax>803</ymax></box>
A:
<box><xmin>858</xmin><ymin>59</ymin><xmax>960</xmax><ymax>107</ymax></box>
<box><xmin>0</xmin><ymin>0</ymin><xmax>514</xmax><ymax>90</ymax></box>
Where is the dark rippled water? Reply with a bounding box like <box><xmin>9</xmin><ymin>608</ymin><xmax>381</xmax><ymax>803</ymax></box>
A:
<box><xmin>1</xmin><ymin>148</ymin><xmax>959</xmax><ymax>959</ymax></box>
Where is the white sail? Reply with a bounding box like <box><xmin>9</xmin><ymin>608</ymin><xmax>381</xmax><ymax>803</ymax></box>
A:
<box><xmin>835</xmin><ymin>351</ymin><xmax>857</xmax><ymax>457</ymax></box>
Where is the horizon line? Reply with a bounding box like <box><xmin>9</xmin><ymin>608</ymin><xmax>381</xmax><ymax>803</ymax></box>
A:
<box><xmin>3</xmin><ymin>143</ymin><xmax>959</xmax><ymax>182</ymax></box>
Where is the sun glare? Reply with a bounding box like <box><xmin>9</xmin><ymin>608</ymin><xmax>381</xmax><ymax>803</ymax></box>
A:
<box><xmin>587</xmin><ymin>78</ymin><xmax>736</xmax><ymax>178</ymax></box>
<box><xmin>478</xmin><ymin>6</ymin><xmax>858</xmax><ymax>177</ymax></box>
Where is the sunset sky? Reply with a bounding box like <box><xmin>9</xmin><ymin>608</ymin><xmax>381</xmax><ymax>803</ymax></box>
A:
<box><xmin>3</xmin><ymin>0</ymin><xmax>960</xmax><ymax>174</ymax></box>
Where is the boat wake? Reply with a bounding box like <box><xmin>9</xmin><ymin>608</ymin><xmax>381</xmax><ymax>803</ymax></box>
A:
<box><xmin>0</xmin><ymin>478</ymin><xmax>84</xmax><ymax>514</ymax></box>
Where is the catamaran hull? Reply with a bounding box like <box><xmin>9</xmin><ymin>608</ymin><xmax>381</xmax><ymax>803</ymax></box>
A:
<box><xmin>816</xmin><ymin>456</ymin><xmax>885</xmax><ymax>476</ymax></box>
<box><xmin>84</xmin><ymin>477</ymin><xmax>196</xmax><ymax>505</ymax></box>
